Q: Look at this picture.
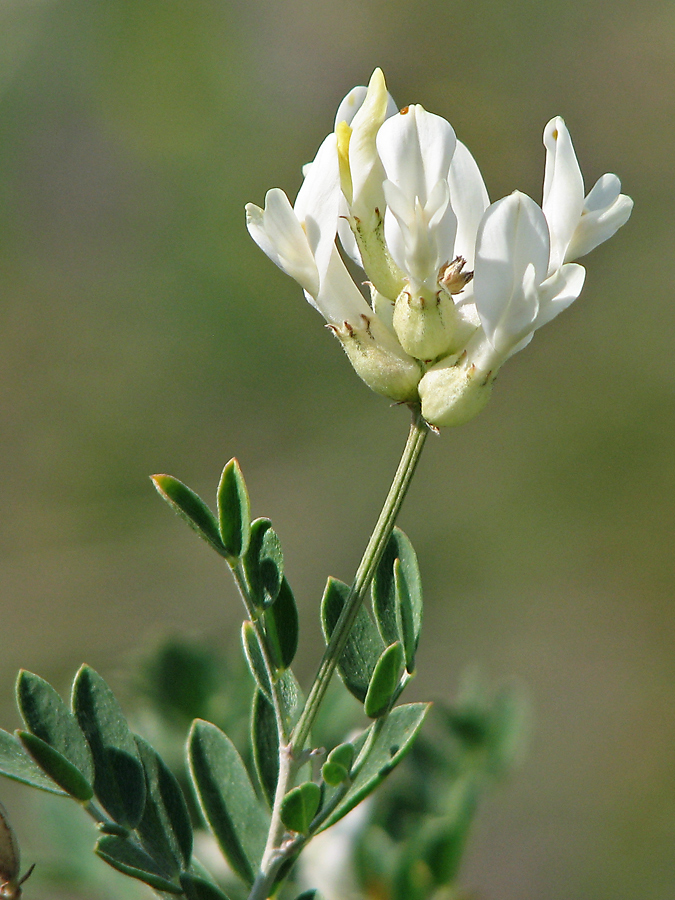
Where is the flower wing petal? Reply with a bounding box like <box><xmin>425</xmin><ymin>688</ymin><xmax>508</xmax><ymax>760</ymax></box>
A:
<box><xmin>542</xmin><ymin>117</ymin><xmax>585</xmax><ymax>272</ymax></box>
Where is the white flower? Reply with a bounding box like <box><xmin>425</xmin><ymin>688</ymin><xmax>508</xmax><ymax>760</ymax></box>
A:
<box><xmin>246</xmin><ymin>70</ymin><xmax>632</xmax><ymax>427</ymax></box>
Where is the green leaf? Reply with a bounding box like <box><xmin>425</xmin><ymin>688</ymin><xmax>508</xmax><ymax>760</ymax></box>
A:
<box><xmin>322</xmin><ymin>742</ymin><xmax>355</xmax><ymax>786</ymax></box>
<box><xmin>152</xmin><ymin>475</ymin><xmax>227</xmax><ymax>557</ymax></box>
<box><xmin>251</xmin><ymin>690</ymin><xmax>278</xmax><ymax>807</ymax></box>
<box><xmin>180</xmin><ymin>872</ymin><xmax>233</xmax><ymax>900</ymax></box>
<box><xmin>364</xmin><ymin>642</ymin><xmax>405</xmax><ymax>719</ymax></box>
<box><xmin>217</xmin><ymin>459</ymin><xmax>251</xmax><ymax>560</ymax></box>
<box><xmin>95</xmin><ymin>834</ymin><xmax>182</xmax><ymax>894</ymax></box>
<box><xmin>321</xmin><ymin>578</ymin><xmax>384</xmax><ymax>703</ymax></box>
<box><xmin>135</xmin><ymin>736</ymin><xmax>193</xmax><ymax>873</ymax></box>
<box><xmin>372</xmin><ymin>529</ymin><xmax>422</xmax><ymax>672</ymax></box>
<box><xmin>243</xmin><ymin>518</ymin><xmax>284</xmax><ymax>609</ymax></box>
<box><xmin>16</xmin><ymin>670</ymin><xmax>95</xmax><ymax>783</ymax></box>
<box><xmin>0</xmin><ymin>729</ymin><xmax>66</xmax><ymax>795</ymax></box>
<box><xmin>320</xmin><ymin>702</ymin><xmax>430</xmax><ymax>830</ymax></box>
<box><xmin>263</xmin><ymin>577</ymin><xmax>299</xmax><ymax>670</ymax></box>
<box><xmin>72</xmin><ymin>665</ymin><xmax>146</xmax><ymax>828</ymax></box>
<box><xmin>188</xmin><ymin>720</ymin><xmax>268</xmax><ymax>885</ymax></box>
<box><xmin>16</xmin><ymin>731</ymin><xmax>93</xmax><ymax>801</ymax></box>
<box><xmin>241</xmin><ymin>622</ymin><xmax>272</xmax><ymax>701</ymax></box>
<box><xmin>280</xmin><ymin>782</ymin><xmax>321</xmax><ymax>834</ymax></box>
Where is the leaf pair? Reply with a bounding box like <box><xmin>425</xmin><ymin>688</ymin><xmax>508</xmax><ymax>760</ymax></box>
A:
<box><xmin>152</xmin><ymin>458</ymin><xmax>250</xmax><ymax>563</ymax></box>
<box><xmin>321</xmin><ymin>529</ymin><xmax>422</xmax><ymax>719</ymax></box>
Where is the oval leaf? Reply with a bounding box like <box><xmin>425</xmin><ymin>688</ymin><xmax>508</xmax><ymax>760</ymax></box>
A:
<box><xmin>364</xmin><ymin>642</ymin><xmax>405</xmax><ymax>719</ymax></box>
<box><xmin>0</xmin><ymin>729</ymin><xmax>66</xmax><ymax>795</ymax></box>
<box><xmin>263</xmin><ymin>578</ymin><xmax>298</xmax><ymax>669</ymax></box>
<box><xmin>72</xmin><ymin>666</ymin><xmax>146</xmax><ymax>828</ymax></box>
<box><xmin>16</xmin><ymin>670</ymin><xmax>94</xmax><ymax>786</ymax></box>
<box><xmin>135</xmin><ymin>736</ymin><xmax>193</xmax><ymax>873</ymax></box>
<box><xmin>152</xmin><ymin>475</ymin><xmax>227</xmax><ymax>557</ymax></box>
<box><xmin>321</xmin><ymin>578</ymin><xmax>384</xmax><ymax>703</ymax></box>
<box><xmin>320</xmin><ymin>702</ymin><xmax>430</xmax><ymax>831</ymax></box>
<box><xmin>17</xmin><ymin>731</ymin><xmax>93</xmax><ymax>801</ymax></box>
<box><xmin>243</xmin><ymin>519</ymin><xmax>284</xmax><ymax>609</ymax></box>
<box><xmin>95</xmin><ymin>834</ymin><xmax>181</xmax><ymax>894</ymax></box>
<box><xmin>188</xmin><ymin>720</ymin><xmax>268</xmax><ymax>886</ymax></box>
<box><xmin>372</xmin><ymin>529</ymin><xmax>422</xmax><ymax>671</ymax></box>
<box><xmin>280</xmin><ymin>782</ymin><xmax>321</xmax><ymax>835</ymax></box>
<box><xmin>217</xmin><ymin>459</ymin><xmax>251</xmax><ymax>560</ymax></box>
<box><xmin>321</xmin><ymin>762</ymin><xmax>349</xmax><ymax>787</ymax></box>
<box><xmin>251</xmin><ymin>690</ymin><xmax>279</xmax><ymax>808</ymax></box>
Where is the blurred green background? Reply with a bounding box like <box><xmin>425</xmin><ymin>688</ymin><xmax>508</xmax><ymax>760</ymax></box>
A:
<box><xmin>0</xmin><ymin>0</ymin><xmax>673</xmax><ymax>897</ymax></box>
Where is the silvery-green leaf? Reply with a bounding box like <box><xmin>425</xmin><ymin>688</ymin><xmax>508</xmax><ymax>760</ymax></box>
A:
<box><xmin>72</xmin><ymin>666</ymin><xmax>146</xmax><ymax>828</ymax></box>
<box><xmin>16</xmin><ymin>670</ymin><xmax>94</xmax><ymax>785</ymax></box>
<box><xmin>95</xmin><ymin>834</ymin><xmax>181</xmax><ymax>894</ymax></box>
<box><xmin>217</xmin><ymin>459</ymin><xmax>251</xmax><ymax>560</ymax></box>
<box><xmin>280</xmin><ymin>782</ymin><xmax>321</xmax><ymax>834</ymax></box>
<box><xmin>263</xmin><ymin>577</ymin><xmax>299</xmax><ymax>669</ymax></box>
<box><xmin>180</xmin><ymin>872</ymin><xmax>233</xmax><ymax>900</ymax></box>
<box><xmin>152</xmin><ymin>475</ymin><xmax>227</xmax><ymax>557</ymax></box>
<box><xmin>187</xmin><ymin>720</ymin><xmax>268</xmax><ymax>886</ymax></box>
<box><xmin>16</xmin><ymin>731</ymin><xmax>93</xmax><ymax>801</ymax></box>
<box><xmin>243</xmin><ymin>518</ymin><xmax>284</xmax><ymax>609</ymax></box>
<box><xmin>251</xmin><ymin>689</ymin><xmax>278</xmax><ymax>807</ymax></box>
<box><xmin>321</xmin><ymin>578</ymin><xmax>384</xmax><ymax>703</ymax></box>
<box><xmin>135</xmin><ymin>736</ymin><xmax>193</xmax><ymax>873</ymax></box>
<box><xmin>0</xmin><ymin>729</ymin><xmax>66</xmax><ymax>795</ymax></box>
<box><xmin>363</xmin><ymin>642</ymin><xmax>405</xmax><ymax>719</ymax></box>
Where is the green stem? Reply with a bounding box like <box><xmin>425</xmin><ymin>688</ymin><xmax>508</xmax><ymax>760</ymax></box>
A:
<box><xmin>291</xmin><ymin>406</ymin><xmax>429</xmax><ymax>754</ymax></box>
<box><xmin>248</xmin><ymin>406</ymin><xmax>429</xmax><ymax>900</ymax></box>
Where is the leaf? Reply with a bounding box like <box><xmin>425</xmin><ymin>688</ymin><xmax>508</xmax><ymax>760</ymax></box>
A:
<box><xmin>152</xmin><ymin>475</ymin><xmax>227</xmax><ymax>557</ymax></box>
<box><xmin>321</xmin><ymin>578</ymin><xmax>384</xmax><ymax>703</ymax></box>
<box><xmin>135</xmin><ymin>736</ymin><xmax>193</xmax><ymax>873</ymax></box>
<box><xmin>280</xmin><ymin>782</ymin><xmax>321</xmax><ymax>834</ymax></box>
<box><xmin>241</xmin><ymin>622</ymin><xmax>272</xmax><ymax>701</ymax></box>
<box><xmin>0</xmin><ymin>729</ymin><xmax>66</xmax><ymax>795</ymax></box>
<box><xmin>180</xmin><ymin>872</ymin><xmax>233</xmax><ymax>900</ymax></box>
<box><xmin>72</xmin><ymin>666</ymin><xmax>146</xmax><ymax>828</ymax></box>
<box><xmin>243</xmin><ymin>518</ymin><xmax>284</xmax><ymax>609</ymax></box>
<box><xmin>95</xmin><ymin>834</ymin><xmax>181</xmax><ymax>894</ymax></box>
<box><xmin>217</xmin><ymin>459</ymin><xmax>251</xmax><ymax>560</ymax></box>
<box><xmin>263</xmin><ymin>578</ymin><xmax>299</xmax><ymax>670</ymax></box>
<box><xmin>251</xmin><ymin>690</ymin><xmax>278</xmax><ymax>808</ymax></box>
<box><xmin>16</xmin><ymin>731</ymin><xmax>93</xmax><ymax>801</ymax></box>
<box><xmin>16</xmin><ymin>671</ymin><xmax>94</xmax><ymax>784</ymax></box>
<box><xmin>372</xmin><ymin>529</ymin><xmax>423</xmax><ymax>672</ymax></box>
<box><xmin>320</xmin><ymin>703</ymin><xmax>430</xmax><ymax>831</ymax></box>
<box><xmin>187</xmin><ymin>720</ymin><xmax>268</xmax><ymax>885</ymax></box>
<box><xmin>322</xmin><ymin>742</ymin><xmax>354</xmax><ymax>787</ymax></box>
<box><xmin>364</xmin><ymin>642</ymin><xmax>405</xmax><ymax>719</ymax></box>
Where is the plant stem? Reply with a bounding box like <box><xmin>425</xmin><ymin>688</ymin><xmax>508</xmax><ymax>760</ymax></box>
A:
<box><xmin>291</xmin><ymin>406</ymin><xmax>429</xmax><ymax>754</ymax></box>
<box><xmin>248</xmin><ymin>406</ymin><xmax>429</xmax><ymax>900</ymax></box>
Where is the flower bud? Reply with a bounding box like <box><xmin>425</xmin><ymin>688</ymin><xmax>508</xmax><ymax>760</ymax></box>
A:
<box><xmin>328</xmin><ymin>314</ymin><xmax>422</xmax><ymax>402</ymax></box>
<box><xmin>419</xmin><ymin>356</ymin><xmax>493</xmax><ymax>427</ymax></box>
<box><xmin>392</xmin><ymin>288</ymin><xmax>462</xmax><ymax>362</ymax></box>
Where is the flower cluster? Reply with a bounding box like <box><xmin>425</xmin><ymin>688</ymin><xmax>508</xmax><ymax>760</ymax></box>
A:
<box><xmin>246</xmin><ymin>70</ymin><xmax>632</xmax><ymax>426</ymax></box>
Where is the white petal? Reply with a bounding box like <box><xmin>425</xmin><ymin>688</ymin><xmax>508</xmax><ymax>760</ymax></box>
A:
<box><xmin>245</xmin><ymin>190</ymin><xmax>319</xmax><ymax>296</ymax></box>
<box><xmin>312</xmin><ymin>245</ymin><xmax>373</xmax><ymax>324</ymax></box>
<box><xmin>334</xmin><ymin>86</ymin><xmax>368</xmax><ymax>129</ymax></box>
<box><xmin>348</xmin><ymin>69</ymin><xmax>393</xmax><ymax>218</ymax></box>
<box><xmin>565</xmin><ymin>186</ymin><xmax>633</xmax><ymax>261</ymax></box>
<box><xmin>473</xmin><ymin>191</ymin><xmax>549</xmax><ymax>351</ymax></box>
<box><xmin>377</xmin><ymin>105</ymin><xmax>456</xmax><ymax>207</ymax></box>
<box><xmin>584</xmin><ymin>173</ymin><xmax>621</xmax><ymax>211</ymax></box>
<box><xmin>295</xmin><ymin>133</ymin><xmax>341</xmax><ymax>281</ymax></box>
<box><xmin>448</xmin><ymin>140</ymin><xmax>490</xmax><ymax>266</ymax></box>
<box><xmin>532</xmin><ymin>262</ymin><xmax>586</xmax><ymax>330</ymax></box>
<box><xmin>542</xmin><ymin>117</ymin><xmax>585</xmax><ymax>272</ymax></box>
